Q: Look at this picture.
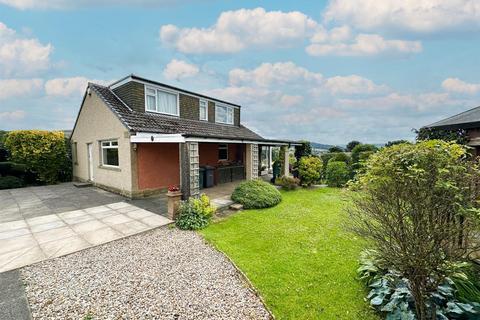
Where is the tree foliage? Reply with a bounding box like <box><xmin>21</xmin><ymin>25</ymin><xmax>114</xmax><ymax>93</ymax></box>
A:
<box><xmin>328</xmin><ymin>146</ymin><xmax>344</xmax><ymax>153</ymax></box>
<box><xmin>298</xmin><ymin>156</ymin><xmax>322</xmax><ymax>186</ymax></box>
<box><xmin>384</xmin><ymin>140</ymin><xmax>411</xmax><ymax>147</ymax></box>
<box><xmin>325</xmin><ymin>161</ymin><xmax>350</xmax><ymax>187</ymax></box>
<box><xmin>4</xmin><ymin>130</ymin><xmax>69</xmax><ymax>184</ymax></box>
<box><xmin>346</xmin><ymin>140</ymin><xmax>361</xmax><ymax>152</ymax></box>
<box><xmin>294</xmin><ymin>140</ymin><xmax>312</xmax><ymax>160</ymax></box>
<box><xmin>415</xmin><ymin>127</ymin><xmax>468</xmax><ymax>144</ymax></box>
<box><xmin>349</xmin><ymin>140</ymin><xmax>480</xmax><ymax>319</ymax></box>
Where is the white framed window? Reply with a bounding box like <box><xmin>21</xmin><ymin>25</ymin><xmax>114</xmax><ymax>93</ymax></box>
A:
<box><xmin>218</xmin><ymin>144</ymin><xmax>228</xmax><ymax>160</ymax></box>
<box><xmin>101</xmin><ymin>140</ymin><xmax>119</xmax><ymax>167</ymax></box>
<box><xmin>215</xmin><ymin>104</ymin><xmax>234</xmax><ymax>125</ymax></box>
<box><xmin>144</xmin><ymin>86</ymin><xmax>179</xmax><ymax>116</ymax></box>
<box><xmin>199</xmin><ymin>99</ymin><xmax>208</xmax><ymax>121</ymax></box>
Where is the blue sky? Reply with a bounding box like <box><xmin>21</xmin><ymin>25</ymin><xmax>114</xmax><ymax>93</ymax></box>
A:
<box><xmin>1</xmin><ymin>0</ymin><xmax>480</xmax><ymax>145</ymax></box>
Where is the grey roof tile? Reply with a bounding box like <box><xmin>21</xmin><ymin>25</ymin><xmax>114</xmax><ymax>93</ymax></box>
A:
<box><xmin>425</xmin><ymin>106</ymin><xmax>480</xmax><ymax>129</ymax></box>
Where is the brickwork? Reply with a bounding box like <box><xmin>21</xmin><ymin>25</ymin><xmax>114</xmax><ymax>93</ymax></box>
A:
<box><xmin>112</xmin><ymin>81</ymin><xmax>145</xmax><ymax>113</ymax></box>
<box><xmin>179</xmin><ymin>94</ymin><xmax>200</xmax><ymax>120</ymax></box>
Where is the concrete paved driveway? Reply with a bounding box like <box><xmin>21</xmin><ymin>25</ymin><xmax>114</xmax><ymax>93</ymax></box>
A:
<box><xmin>0</xmin><ymin>183</ymin><xmax>171</xmax><ymax>274</ymax></box>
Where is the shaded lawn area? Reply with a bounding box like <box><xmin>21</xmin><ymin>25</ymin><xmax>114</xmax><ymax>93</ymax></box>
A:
<box><xmin>200</xmin><ymin>187</ymin><xmax>378</xmax><ymax>320</ymax></box>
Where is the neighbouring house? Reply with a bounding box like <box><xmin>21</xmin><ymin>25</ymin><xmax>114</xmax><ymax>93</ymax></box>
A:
<box><xmin>423</xmin><ymin>106</ymin><xmax>480</xmax><ymax>155</ymax></box>
<box><xmin>71</xmin><ymin>74</ymin><xmax>297</xmax><ymax>198</ymax></box>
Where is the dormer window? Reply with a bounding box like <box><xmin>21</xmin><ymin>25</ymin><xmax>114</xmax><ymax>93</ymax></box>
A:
<box><xmin>199</xmin><ymin>99</ymin><xmax>208</xmax><ymax>121</ymax></box>
<box><xmin>145</xmin><ymin>86</ymin><xmax>179</xmax><ymax>116</ymax></box>
<box><xmin>215</xmin><ymin>104</ymin><xmax>234</xmax><ymax>125</ymax></box>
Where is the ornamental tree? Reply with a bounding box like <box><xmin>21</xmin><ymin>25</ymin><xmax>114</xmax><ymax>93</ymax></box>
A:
<box><xmin>349</xmin><ymin>140</ymin><xmax>480</xmax><ymax>319</ymax></box>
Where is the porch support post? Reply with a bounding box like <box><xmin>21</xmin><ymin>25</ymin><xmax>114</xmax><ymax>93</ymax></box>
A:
<box><xmin>245</xmin><ymin>143</ymin><xmax>259</xmax><ymax>180</ymax></box>
<box><xmin>281</xmin><ymin>145</ymin><xmax>289</xmax><ymax>176</ymax></box>
<box><xmin>268</xmin><ymin>146</ymin><xmax>272</xmax><ymax>171</ymax></box>
<box><xmin>179</xmin><ymin>142</ymin><xmax>200</xmax><ymax>199</ymax></box>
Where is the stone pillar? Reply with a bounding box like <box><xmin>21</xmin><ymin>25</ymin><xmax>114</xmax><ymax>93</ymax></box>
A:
<box><xmin>281</xmin><ymin>145</ymin><xmax>289</xmax><ymax>176</ymax></box>
<box><xmin>268</xmin><ymin>146</ymin><xmax>272</xmax><ymax>171</ymax></box>
<box><xmin>180</xmin><ymin>142</ymin><xmax>200</xmax><ymax>199</ymax></box>
<box><xmin>245</xmin><ymin>143</ymin><xmax>259</xmax><ymax>180</ymax></box>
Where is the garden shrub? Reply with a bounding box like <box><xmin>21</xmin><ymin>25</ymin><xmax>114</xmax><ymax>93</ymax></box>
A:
<box><xmin>358</xmin><ymin>249</ymin><xmax>480</xmax><ymax>319</ymax></box>
<box><xmin>0</xmin><ymin>162</ymin><xmax>27</xmax><ymax>178</ymax></box>
<box><xmin>349</xmin><ymin>140</ymin><xmax>480</xmax><ymax>319</ymax></box>
<box><xmin>346</xmin><ymin>140</ymin><xmax>361</xmax><ymax>152</ymax></box>
<box><xmin>0</xmin><ymin>176</ymin><xmax>24</xmax><ymax>189</ymax></box>
<box><xmin>231</xmin><ymin>179</ymin><xmax>282</xmax><ymax>209</ymax></box>
<box><xmin>298</xmin><ymin>156</ymin><xmax>322</xmax><ymax>186</ymax></box>
<box><xmin>325</xmin><ymin>161</ymin><xmax>350</xmax><ymax>187</ymax></box>
<box><xmin>275</xmin><ymin>175</ymin><xmax>300</xmax><ymax>190</ymax></box>
<box><xmin>351</xmin><ymin>143</ymin><xmax>378</xmax><ymax>163</ymax></box>
<box><xmin>328</xmin><ymin>152</ymin><xmax>350</xmax><ymax>164</ymax></box>
<box><xmin>175</xmin><ymin>194</ymin><xmax>216</xmax><ymax>230</ymax></box>
<box><xmin>4</xmin><ymin>130</ymin><xmax>68</xmax><ymax>184</ymax></box>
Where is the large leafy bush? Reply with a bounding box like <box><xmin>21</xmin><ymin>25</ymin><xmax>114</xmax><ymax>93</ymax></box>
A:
<box><xmin>176</xmin><ymin>194</ymin><xmax>216</xmax><ymax>230</ymax></box>
<box><xmin>232</xmin><ymin>179</ymin><xmax>282</xmax><ymax>209</ymax></box>
<box><xmin>350</xmin><ymin>140</ymin><xmax>480</xmax><ymax>319</ymax></box>
<box><xmin>298</xmin><ymin>156</ymin><xmax>322</xmax><ymax>186</ymax></box>
<box><xmin>325</xmin><ymin>161</ymin><xmax>350</xmax><ymax>187</ymax></box>
<box><xmin>4</xmin><ymin>130</ymin><xmax>69</xmax><ymax>184</ymax></box>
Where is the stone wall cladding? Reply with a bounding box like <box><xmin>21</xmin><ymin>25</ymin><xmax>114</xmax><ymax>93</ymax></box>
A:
<box><xmin>234</xmin><ymin>108</ymin><xmax>240</xmax><ymax>126</ymax></box>
<box><xmin>179</xmin><ymin>94</ymin><xmax>200</xmax><ymax>120</ymax></box>
<box><xmin>112</xmin><ymin>81</ymin><xmax>145</xmax><ymax>113</ymax></box>
<box><xmin>208</xmin><ymin>101</ymin><xmax>215</xmax><ymax>123</ymax></box>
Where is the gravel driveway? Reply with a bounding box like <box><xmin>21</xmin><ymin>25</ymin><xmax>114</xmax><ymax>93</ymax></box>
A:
<box><xmin>21</xmin><ymin>227</ymin><xmax>271</xmax><ymax>320</ymax></box>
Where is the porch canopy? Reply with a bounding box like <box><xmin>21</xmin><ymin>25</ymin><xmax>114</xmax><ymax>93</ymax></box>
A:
<box><xmin>131</xmin><ymin>132</ymin><xmax>300</xmax><ymax>199</ymax></box>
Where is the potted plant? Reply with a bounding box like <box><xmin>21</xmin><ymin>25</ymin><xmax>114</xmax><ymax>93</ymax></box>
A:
<box><xmin>166</xmin><ymin>185</ymin><xmax>182</xmax><ymax>220</ymax></box>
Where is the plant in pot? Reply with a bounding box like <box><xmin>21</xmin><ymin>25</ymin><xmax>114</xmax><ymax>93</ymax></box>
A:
<box><xmin>167</xmin><ymin>185</ymin><xmax>182</xmax><ymax>219</ymax></box>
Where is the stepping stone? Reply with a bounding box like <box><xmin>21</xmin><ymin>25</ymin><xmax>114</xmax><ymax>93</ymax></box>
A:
<box><xmin>229</xmin><ymin>203</ymin><xmax>243</xmax><ymax>210</ymax></box>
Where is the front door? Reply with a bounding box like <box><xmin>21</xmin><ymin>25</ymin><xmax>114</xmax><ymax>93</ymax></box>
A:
<box><xmin>87</xmin><ymin>143</ymin><xmax>94</xmax><ymax>181</ymax></box>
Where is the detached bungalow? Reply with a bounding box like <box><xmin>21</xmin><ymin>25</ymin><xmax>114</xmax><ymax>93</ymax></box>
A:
<box><xmin>423</xmin><ymin>105</ymin><xmax>480</xmax><ymax>155</ymax></box>
<box><xmin>71</xmin><ymin>74</ymin><xmax>295</xmax><ymax>198</ymax></box>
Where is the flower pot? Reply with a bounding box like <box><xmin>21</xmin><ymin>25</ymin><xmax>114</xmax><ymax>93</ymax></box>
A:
<box><xmin>167</xmin><ymin>191</ymin><xmax>182</xmax><ymax>220</ymax></box>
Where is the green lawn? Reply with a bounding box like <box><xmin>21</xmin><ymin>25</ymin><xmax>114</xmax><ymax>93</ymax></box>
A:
<box><xmin>200</xmin><ymin>187</ymin><xmax>378</xmax><ymax>320</ymax></box>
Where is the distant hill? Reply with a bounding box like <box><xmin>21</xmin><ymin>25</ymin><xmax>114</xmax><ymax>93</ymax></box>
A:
<box><xmin>310</xmin><ymin>142</ymin><xmax>339</xmax><ymax>150</ymax></box>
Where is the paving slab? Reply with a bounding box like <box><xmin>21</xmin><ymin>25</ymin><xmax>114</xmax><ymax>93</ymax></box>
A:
<box><xmin>0</xmin><ymin>202</ymin><xmax>172</xmax><ymax>274</ymax></box>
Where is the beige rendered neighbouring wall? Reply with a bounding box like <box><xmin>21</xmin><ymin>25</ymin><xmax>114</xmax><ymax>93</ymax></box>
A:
<box><xmin>71</xmin><ymin>90</ymin><xmax>135</xmax><ymax>196</ymax></box>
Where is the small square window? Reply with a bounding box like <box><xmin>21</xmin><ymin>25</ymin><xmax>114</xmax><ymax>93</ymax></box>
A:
<box><xmin>101</xmin><ymin>140</ymin><xmax>119</xmax><ymax>167</ymax></box>
<box><xmin>218</xmin><ymin>144</ymin><xmax>228</xmax><ymax>161</ymax></box>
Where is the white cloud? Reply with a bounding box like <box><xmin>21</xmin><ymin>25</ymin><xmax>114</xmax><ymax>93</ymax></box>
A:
<box><xmin>0</xmin><ymin>0</ymin><xmax>193</xmax><ymax>10</ymax></box>
<box><xmin>0</xmin><ymin>110</ymin><xmax>26</xmax><ymax>121</ymax></box>
<box><xmin>340</xmin><ymin>92</ymin><xmax>452</xmax><ymax>111</ymax></box>
<box><xmin>160</xmin><ymin>7</ymin><xmax>317</xmax><ymax>54</ymax></box>
<box><xmin>280</xmin><ymin>95</ymin><xmax>304</xmax><ymax>107</ymax></box>
<box><xmin>45</xmin><ymin>77</ymin><xmax>108</xmax><ymax>96</ymax></box>
<box><xmin>0</xmin><ymin>22</ymin><xmax>53</xmax><ymax>76</ymax></box>
<box><xmin>306</xmin><ymin>33</ymin><xmax>422</xmax><ymax>56</ymax></box>
<box><xmin>229</xmin><ymin>62</ymin><xmax>323</xmax><ymax>87</ymax></box>
<box><xmin>325</xmin><ymin>75</ymin><xmax>389</xmax><ymax>95</ymax></box>
<box><xmin>442</xmin><ymin>78</ymin><xmax>480</xmax><ymax>95</ymax></box>
<box><xmin>163</xmin><ymin>59</ymin><xmax>199</xmax><ymax>80</ymax></box>
<box><xmin>323</xmin><ymin>0</ymin><xmax>480</xmax><ymax>33</ymax></box>
<box><xmin>0</xmin><ymin>78</ymin><xmax>43</xmax><ymax>99</ymax></box>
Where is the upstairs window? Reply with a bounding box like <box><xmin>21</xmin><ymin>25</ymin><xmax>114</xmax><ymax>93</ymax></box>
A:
<box><xmin>215</xmin><ymin>104</ymin><xmax>234</xmax><ymax>125</ymax></box>
<box><xmin>101</xmin><ymin>140</ymin><xmax>119</xmax><ymax>167</ymax></box>
<box><xmin>145</xmin><ymin>86</ymin><xmax>179</xmax><ymax>116</ymax></box>
<box><xmin>199</xmin><ymin>99</ymin><xmax>208</xmax><ymax>121</ymax></box>
<box><xmin>218</xmin><ymin>144</ymin><xmax>228</xmax><ymax>161</ymax></box>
